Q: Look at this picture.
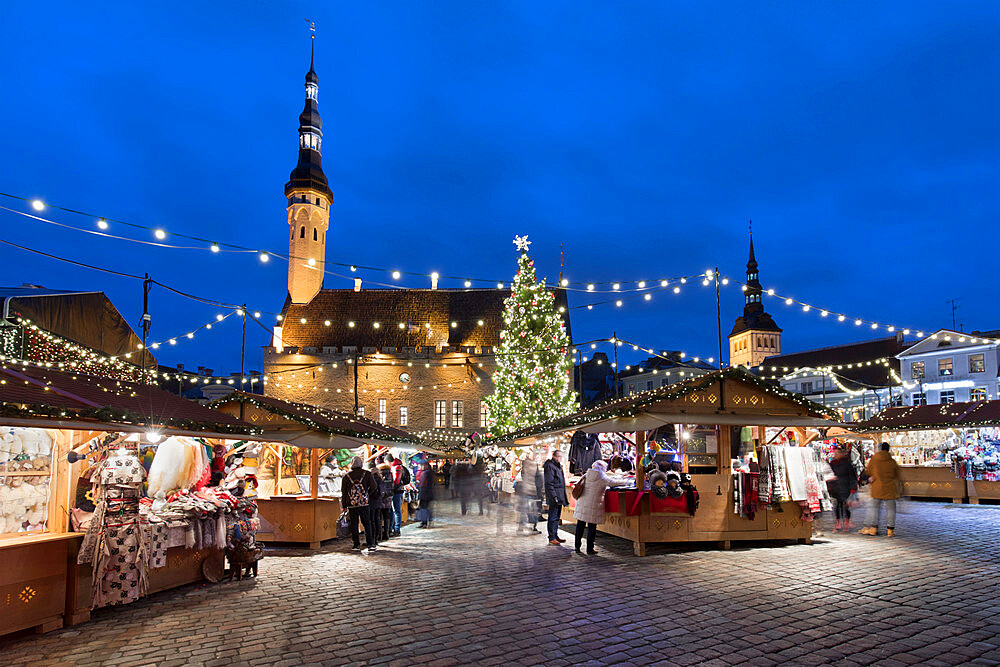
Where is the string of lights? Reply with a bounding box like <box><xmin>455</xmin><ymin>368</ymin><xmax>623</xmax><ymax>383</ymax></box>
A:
<box><xmin>3</xmin><ymin>193</ymin><xmax>717</xmax><ymax>294</ymax></box>
<box><xmin>731</xmin><ymin>278</ymin><xmax>1000</xmax><ymax>346</ymax></box>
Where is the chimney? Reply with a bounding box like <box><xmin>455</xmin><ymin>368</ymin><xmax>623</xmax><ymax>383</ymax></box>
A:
<box><xmin>354</xmin><ymin>278</ymin><xmax>362</xmax><ymax>292</ymax></box>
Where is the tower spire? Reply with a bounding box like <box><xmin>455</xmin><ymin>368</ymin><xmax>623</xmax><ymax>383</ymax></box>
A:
<box><xmin>285</xmin><ymin>24</ymin><xmax>332</xmax><ymax>305</ymax></box>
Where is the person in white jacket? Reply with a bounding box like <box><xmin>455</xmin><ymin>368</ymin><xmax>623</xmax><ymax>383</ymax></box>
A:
<box><xmin>573</xmin><ymin>459</ymin><xmax>628</xmax><ymax>554</ymax></box>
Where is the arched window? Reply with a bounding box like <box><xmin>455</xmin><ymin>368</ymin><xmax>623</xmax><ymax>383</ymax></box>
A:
<box><xmin>313</xmin><ymin>228</ymin><xmax>318</xmax><ymax>241</ymax></box>
<box><xmin>300</xmin><ymin>226</ymin><xmax>306</xmax><ymax>238</ymax></box>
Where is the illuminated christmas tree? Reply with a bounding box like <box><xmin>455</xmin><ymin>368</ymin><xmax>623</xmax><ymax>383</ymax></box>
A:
<box><xmin>484</xmin><ymin>236</ymin><xmax>577</xmax><ymax>436</ymax></box>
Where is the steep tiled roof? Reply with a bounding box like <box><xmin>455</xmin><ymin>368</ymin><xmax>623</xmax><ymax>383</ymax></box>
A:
<box><xmin>279</xmin><ymin>288</ymin><xmax>571</xmax><ymax>350</ymax></box>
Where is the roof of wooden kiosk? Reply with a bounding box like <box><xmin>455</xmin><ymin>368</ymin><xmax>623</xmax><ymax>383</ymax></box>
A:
<box><xmin>856</xmin><ymin>399</ymin><xmax>1000</xmax><ymax>432</ymax></box>
<box><xmin>211</xmin><ymin>391</ymin><xmax>420</xmax><ymax>446</ymax></box>
<box><xmin>0</xmin><ymin>364</ymin><xmax>258</xmax><ymax>437</ymax></box>
<box><xmin>487</xmin><ymin>367</ymin><xmax>840</xmax><ymax>443</ymax></box>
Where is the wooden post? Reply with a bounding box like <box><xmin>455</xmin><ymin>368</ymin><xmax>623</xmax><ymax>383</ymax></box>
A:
<box><xmin>275</xmin><ymin>445</ymin><xmax>283</xmax><ymax>496</ymax></box>
<box><xmin>309</xmin><ymin>448</ymin><xmax>319</xmax><ymax>499</ymax></box>
<box><xmin>635</xmin><ymin>430</ymin><xmax>646</xmax><ymax>490</ymax></box>
<box><xmin>716</xmin><ymin>425</ymin><xmax>732</xmax><ymax>474</ymax></box>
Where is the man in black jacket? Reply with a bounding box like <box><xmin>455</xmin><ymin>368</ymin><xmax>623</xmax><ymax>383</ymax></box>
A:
<box><xmin>543</xmin><ymin>450</ymin><xmax>568</xmax><ymax>545</ymax></box>
<box><xmin>342</xmin><ymin>456</ymin><xmax>379</xmax><ymax>552</ymax></box>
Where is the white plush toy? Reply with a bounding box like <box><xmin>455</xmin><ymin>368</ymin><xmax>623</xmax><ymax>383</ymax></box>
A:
<box><xmin>19</xmin><ymin>429</ymin><xmax>40</xmax><ymax>457</ymax></box>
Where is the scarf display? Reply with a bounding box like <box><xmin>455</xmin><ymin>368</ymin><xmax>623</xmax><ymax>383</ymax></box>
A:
<box><xmin>757</xmin><ymin>445</ymin><xmax>789</xmax><ymax>504</ymax></box>
<box><xmin>733</xmin><ymin>471</ymin><xmax>760</xmax><ymax>520</ymax></box>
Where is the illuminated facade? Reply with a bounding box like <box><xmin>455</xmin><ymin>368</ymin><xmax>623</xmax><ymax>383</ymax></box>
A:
<box><xmin>728</xmin><ymin>233</ymin><xmax>781</xmax><ymax>367</ymax></box>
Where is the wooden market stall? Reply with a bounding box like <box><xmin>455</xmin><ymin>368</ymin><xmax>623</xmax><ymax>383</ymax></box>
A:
<box><xmin>858</xmin><ymin>400</ymin><xmax>1000</xmax><ymax>504</ymax></box>
<box><xmin>0</xmin><ymin>365</ymin><xmax>260</xmax><ymax>637</ymax></box>
<box><xmin>493</xmin><ymin>368</ymin><xmax>841</xmax><ymax>556</ymax></box>
<box><xmin>212</xmin><ymin>392</ymin><xmax>420</xmax><ymax>549</ymax></box>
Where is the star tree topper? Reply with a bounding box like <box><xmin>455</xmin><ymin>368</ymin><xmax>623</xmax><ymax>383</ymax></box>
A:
<box><xmin>513</xmin><ymin>235</ymin><xmax>531</xmax><ymax>253</ymax></box>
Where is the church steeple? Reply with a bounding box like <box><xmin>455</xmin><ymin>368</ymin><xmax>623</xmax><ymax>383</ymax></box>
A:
<box><xmin>728</xmin><ymin>224</ymin><xmax>781</xmax><ymax>367</ymax></box>
<box><xmin>285</xmin><ymin>31</ymin><xmax>332</xmax><ymax>305</ymax></box>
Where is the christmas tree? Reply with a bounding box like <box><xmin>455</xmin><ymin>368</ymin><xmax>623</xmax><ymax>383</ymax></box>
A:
<box><xmin>484</xmin><ymin>235</ymin><xmax>578</xmax><ymax>436</ymax></box>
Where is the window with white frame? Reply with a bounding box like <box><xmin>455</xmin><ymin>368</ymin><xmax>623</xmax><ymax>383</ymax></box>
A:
<box><xmin>399</xmin><ymin>406</ymin><xmax>408</xmax><ymax>427</ymax></box>
<box><xmin>911</xmin><ymin>362</ymin><xmax>925</xmax><ymax>379</ymax></box>
<box><xmin>911</xmin><ymin>392</ymin><xmax>926</xmax><ymax>406</ymax></box>
<box><xmin>939</xmin><ymin>358</ymin><xmax>953</xmax><ymax>376</ymax></box>
<box><xmin>971</xmin><ymin>387</ymin><xmax>987</xmax><ymax>401</ymax></box>
<box><xmin>434</xmin><ymin>400</ymin><xmax>446</xmax><ymax>428</ymax></box>
<box><xmin>357</xmin><ymin>406</ymin><xmax>365</xmax><ymax>417</ymax></box>
<box><xmin>940</xmin><ymin>390</ymin><xmax>956</xmax><ymax>404</ymax></box>
<box><xmin>801</xmin><ymin>381</ymin><xmax>813</xmax><ymax>394</ymax></box>
<box><xmin>969</xmin><ymin>354</ymin><xmax>985</xmax><ymax>373</ymax></box>
<box><xmin>452</xmin><ymin>400</ymin><xmax>464</xmax><ymax>428</ymax></box>
<box><xmin>378</xmin><ymin>398</ymin><xmax>387</xmax><ymax>424</ymax></box>
<box><xmin>480</xmin><ymin>402</ymin><xmax>488</xmax><ymax>428</ymax></box>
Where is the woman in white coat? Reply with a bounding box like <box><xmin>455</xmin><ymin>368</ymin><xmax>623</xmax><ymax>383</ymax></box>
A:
<box><xmin>573</xmin><ymin>459</ymin><xmax>628</xmax><ymax>554</ymax></box>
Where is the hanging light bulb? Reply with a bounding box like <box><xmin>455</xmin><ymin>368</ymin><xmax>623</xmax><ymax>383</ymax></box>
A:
<box><xmin>154</xmin><ymin>229</ymin><xmax>167</xmax><ymax>240</ymax></box>
<box><xmin>260</xmin><ymin>252</ymin><xmax>270</xmax><ymax>262</ymax></box>
<box><xmin>97</xmin><ymin>218</ymin><xmax>109</xmax><ymax>230</ymax></box>
<box><xmin>210</xmin><ymin>243</ymin><xmax>220</xmax><ymax>253</ymax></box>
<box><xmin>31</xmin><ymin>199</ymin><xmax>45</xmax><ymax>211</ymax></box>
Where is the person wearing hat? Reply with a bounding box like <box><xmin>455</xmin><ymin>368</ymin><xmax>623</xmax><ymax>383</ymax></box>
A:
<box><xmin>573</xmin><ymin>459</ymin><xmax>629</xmax><ymax>554</ymax></box>
<box><xmin>342</xmin><ymin>456</ymin><xmax>379</xmax><ymax>552</ymax></box>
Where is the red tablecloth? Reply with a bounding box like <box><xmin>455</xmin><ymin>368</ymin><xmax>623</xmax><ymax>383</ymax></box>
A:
<box><xmin>649</xmin><ymin>494</ymin><xmax>690</xmax><ymax>514</ymax></box>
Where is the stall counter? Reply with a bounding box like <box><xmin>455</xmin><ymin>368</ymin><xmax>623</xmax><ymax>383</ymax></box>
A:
<box><xmin>256</xmin><ymin>496</ymin><xmax>342</xmax><ymax>548</ymax></box>
<box><xmin>0</xmin><ymin>533</ymin><xmax>81</xmax><ymax>636</ymax></box>
<box><xmin>899</xmin><ymin>466</ymin><xmax>966</xmax><ymax>503</ymax></box>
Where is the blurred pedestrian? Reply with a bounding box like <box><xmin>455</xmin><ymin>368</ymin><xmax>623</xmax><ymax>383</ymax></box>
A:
<box><xmin>543</xmin><ymin>450</ymin><xmax>569</xmax><ymax>545</ymax></box>
<box><xmin>376</xmin><ymin>459</ymin><xmax>395</xmax><ymax>540</ymax></box>
<box><xmin>342</xmin><ymin>456</ymin><xmax>378</xmax><ymax>552</ymax></box>
<box><xmin>517</xmin><ymin>452</ymin><xmax>544</xmax><ymax>535</ymax></box>
<box><xmin>366</xmin><ymin>459</ymin><xmax>383</xmax><ymax>548</ymax></box>
<box><xmin>859</xmin><ymin>442</ymin><xmax>901</xmax><ymax>537</ymax></box>
<box><xmin>416</xmin><ymin>459</ymin><xmax>435</xmax><ymax>528</ymax></box>
<box><xmin>573</xmin><ymin>459</ymin><xmax>628</xmax><ymax>554</ymax></box>
<box><xmin>829</xmin><ymin>445</ymin><xmax>858</xmax><ymax>532</ymax></box>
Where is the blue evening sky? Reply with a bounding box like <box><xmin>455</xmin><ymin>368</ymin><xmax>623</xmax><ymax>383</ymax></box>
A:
<box><xmin>1</xmin><ymin>1</ymin><xmax>997</xmax><ymax>373</ymax></box>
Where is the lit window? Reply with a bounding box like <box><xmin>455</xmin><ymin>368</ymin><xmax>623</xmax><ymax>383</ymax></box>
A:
<box><xmin>938</xmin><ymin>358</ymin><xmax>953</xmax><ymax>376</ymax></box>
<box><xmin>434</xmin><ymin>400</ymin><xmax>446</xmax><ymax>428</ymax></box>
<box><xmin>971</xmin><ymin>387</ymin><xmax>987</xmax><ymax>401</ymax></box>
<box><xmin>357</xmin><ymin>406</ymin><xmax>365</xmax><ymax>417</ymax></box>
<box><xmin>378</xmin><ymin>398</ymin><xmax>387</xmax><ymax>424</ymax></box>
<box><xmin>970</xmin><ymin>354</ymin><xmax>985</xmax><ymax>373</ymax></box>
<box><xmin>399</xmin><ymin>406</ymin><xmax>408</xmax><ymax>427</ymax></box>
<box><xmin>480</xmin><ymin>403</ymin><xmax>488</xmax><ymax>428</ymax></box>
<box><xmin>452</xmin><ymin>400</ymin><xmax>464</xmax><ymax>428</ymax></box>
<box><xmin>911</xmin><ymin>362</ymin><xmax>925</xmax><ymax>379</ymax></box>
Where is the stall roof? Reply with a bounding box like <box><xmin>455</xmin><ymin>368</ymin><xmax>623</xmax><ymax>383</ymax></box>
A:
<box><xmin>0</xmin><ymin>364</ymin><xmax>259</xmax><ymax>437</ymax></box>
<box><xmin>210</xmin><ymin>392</ymin><xmax>421</xmax><ymax>449</ymax></box>
<box><xmin>488</xmin><ymin>367</ymin><xmax>841</xmax><ymax>444</ymax></box>
<box><xmin>857</xmin><ymin>399</ymin><xmax>1000</xmax><ymax>432</ymax></box>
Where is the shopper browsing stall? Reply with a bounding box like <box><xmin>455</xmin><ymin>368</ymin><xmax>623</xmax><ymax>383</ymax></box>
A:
<box><xmin>572</xmin><ymin>459</ymin><xmax>629</xmax><ymax>555</ymax></box>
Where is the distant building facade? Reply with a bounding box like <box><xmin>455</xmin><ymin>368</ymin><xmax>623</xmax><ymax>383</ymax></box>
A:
<box><xmin>897</xmin><ymin>329</ymin><xmax>1000</xmax><ymax>406</ymax></box>
<box><xmin>619</xmin><ymin>352</ymin><xmax>715</xmax><ymax>396</ymax></box>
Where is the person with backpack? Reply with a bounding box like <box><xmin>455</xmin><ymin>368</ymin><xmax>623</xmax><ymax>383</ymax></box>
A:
<box><xmin>543</xmin><ymin>450</ymin><xmax>569</xmax><ymax>545</ymax></box>
<box><xmin>388</xmin><ymin>454</ymin><xmax>409</xmax><ymax>536</ymax></box>
<box><xmin>342</xmin><ymin>456</ymin><xmax>378</xmax><ymax>552</ymax></box>
<box><xmin>376</xmin><ymin>460</ymin><xmax>395</xmax><ymax>540</ymax></box>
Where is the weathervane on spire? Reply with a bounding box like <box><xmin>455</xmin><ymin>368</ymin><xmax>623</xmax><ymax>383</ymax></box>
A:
<box><xmin>513</xmin><ymin>235</ymin><xmax>531</xmax><ymax>253</ymax></box>
<box><xmin>305</xmin><ymin>18</ymin><xmax>316</xmax><ymax>36</ymax></box>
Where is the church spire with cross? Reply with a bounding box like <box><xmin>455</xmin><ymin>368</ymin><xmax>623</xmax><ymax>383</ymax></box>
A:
<box><xmin>728</xmin><ymin>223</ymin><xmax>781</xmax><ymax>367</ymax></box>
<box><xmin>285</xmin><ymin>24</ymin><xmax>333</xmax><ymax>305</ymax></box>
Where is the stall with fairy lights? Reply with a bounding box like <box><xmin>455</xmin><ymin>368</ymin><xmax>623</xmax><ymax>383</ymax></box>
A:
<box><xmin>492</xmin><ymin>368</ymin><xmax>841</xmax><ymax>556</ymax></box>
<box><xmin>212</xmin><ymin>392</ymin><xmax>420</xmax><ymax>548</ymax></box>
<box><xmin>0</xmin><ymin>364</ymin><xmax>261</xmax><ymax>638</ymax></box>
<box><xmin>857</xmin><ymin>400</ymin><xmax>1000</xmax><ymax>504</ymax></box>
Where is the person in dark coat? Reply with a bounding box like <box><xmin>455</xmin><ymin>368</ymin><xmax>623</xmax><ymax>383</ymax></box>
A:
<box><xmin>828</xmin><ymin>445</ymin><xmax>858</xmax><ymax>532</ymax></box>
<box><xmin>376</xmin><ymin>463</ymin><xmax>395</xmax><ymax>540</ymax></box>
<box><xmin>543</xmin><ymin>450</ymin><xmax>569</xmax><ymax>545</ymax></box>
<box><xmin>342</xmin><ymin>456</ymin><xmax>379</xmax><ymax>552</ymax></box>
<box><xmin>366</xmin><ymin>460</ymin><xmax>383</xmax><ymax>547</ymax></box>
<box><xmin>416</xmin><ymin>460</ymin><xmax>435</xmax><ymax>528</ymax></box>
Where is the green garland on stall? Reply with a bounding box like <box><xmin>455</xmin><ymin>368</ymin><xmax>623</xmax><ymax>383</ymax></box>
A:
<box><xmin>0</xmin><ymin>400</ymin><xmax>262</xmax><ymax>435</ymax></box>
<box><xmin>210</xmin><ymin>394</ymin><xmax>420</xmax><ymax>445</ymax></box>
<box><xmin>486</xmin><ymin>367</ymin><xmax>839</xmax><ymax>443</ymax></box>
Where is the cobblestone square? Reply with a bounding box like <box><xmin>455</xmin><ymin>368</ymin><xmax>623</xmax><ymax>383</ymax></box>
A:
<box><xmin>3</xmin><ymin>500</ymin><xmax>999</xmax><ymax>666</ymax></box>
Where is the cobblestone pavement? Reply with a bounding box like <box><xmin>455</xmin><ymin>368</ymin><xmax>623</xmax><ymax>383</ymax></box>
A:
<box><xmin>3</xmin><ymin>499</ymin><xmax>999</xmax><ymax>666</ymax></box>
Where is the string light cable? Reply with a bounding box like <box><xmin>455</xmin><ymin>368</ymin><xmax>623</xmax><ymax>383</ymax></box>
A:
<box><xmin>2</xmin><ymin>193</ymin><xmax>719</xmax><ymax>294</ymax></box>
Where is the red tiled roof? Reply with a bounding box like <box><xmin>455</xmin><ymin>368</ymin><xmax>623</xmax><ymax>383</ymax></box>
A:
<box><xmin>278</xmin><ymin>288</ymin><xmax>571</xmax><ymax>351</ymax></box>
<box><xmin>0</xmin><ymin>364</ymin><xmax>255</xmax><ymax>434</ymax></box>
